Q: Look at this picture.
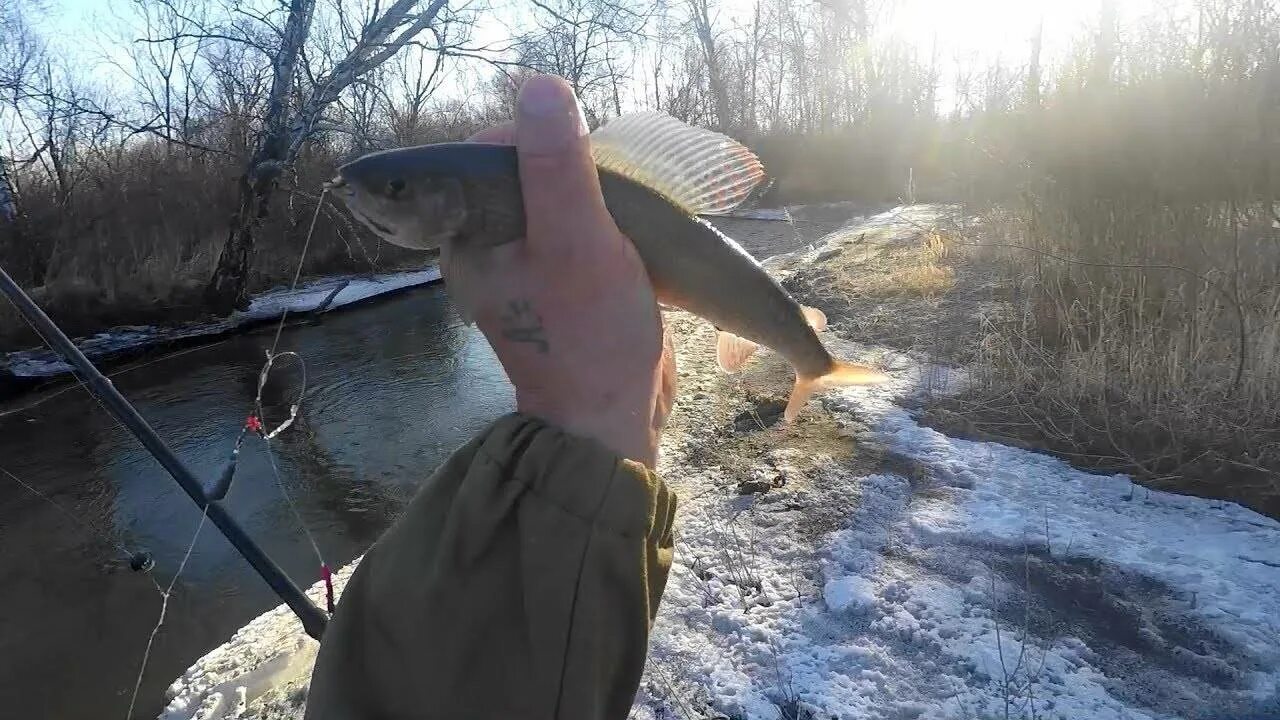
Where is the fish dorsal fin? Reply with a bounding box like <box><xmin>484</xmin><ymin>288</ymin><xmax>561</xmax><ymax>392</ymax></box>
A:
<box><xmin>590</xmin><ymin>112</ymin><xmax>767</xmax><ymax>216</ymax></box>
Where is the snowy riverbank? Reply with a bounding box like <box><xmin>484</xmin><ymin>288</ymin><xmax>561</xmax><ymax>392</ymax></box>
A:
<box><xmin>2</xmin><ymin>268</ymin><xmax>440</xmax><ymax>384</ymax></box>
<box><xmin>159</xmin><ymin>209</ymin><xmax>1280</xmax><ymax>720</ymax></box>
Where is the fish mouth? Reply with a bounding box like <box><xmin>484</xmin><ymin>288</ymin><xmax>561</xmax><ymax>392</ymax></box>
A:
<box><xmin>323</xmin><ymin>175</ymin><xmax>397</xmax><ymax>239</ymax></box>
<box><xmin>352</xmin><ymin>207</ymin><xmax>395</xmax><ymax>238</ymax></box>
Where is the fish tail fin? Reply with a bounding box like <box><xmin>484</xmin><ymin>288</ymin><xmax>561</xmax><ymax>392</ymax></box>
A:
<box><xmin>716</xmin><ymin>331</ymin><xmax>759</xmax><ymax>373</ymax></box>
<box><xmin>783</xmin><ymin>361</ymin><xmax>889</xmax><ymax>422</ymax></box>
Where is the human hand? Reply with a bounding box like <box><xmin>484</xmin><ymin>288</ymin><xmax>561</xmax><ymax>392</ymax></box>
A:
<box><xmin>441</xmin><ymin>74</ymin><xmax>676</xmax><ymax>467</ymax></box>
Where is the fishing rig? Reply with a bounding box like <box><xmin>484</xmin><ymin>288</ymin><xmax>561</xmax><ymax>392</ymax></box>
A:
<box><xmin>0</xmin><ymin>263</ymin><xmax>330</xmax><ymax>642</ymax></box>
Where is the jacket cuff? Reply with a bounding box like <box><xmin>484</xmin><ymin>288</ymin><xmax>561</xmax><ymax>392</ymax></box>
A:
<box><xmin>475</xmin><ymin>412</ymin><xmax>667</xmax><ymax>540</ymax></box>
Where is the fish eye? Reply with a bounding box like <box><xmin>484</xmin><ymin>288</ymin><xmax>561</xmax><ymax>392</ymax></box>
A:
<box><xmin>386</xmin><ymin>178</ymin><xmax>406</xmax><ymax>198</ymax></box>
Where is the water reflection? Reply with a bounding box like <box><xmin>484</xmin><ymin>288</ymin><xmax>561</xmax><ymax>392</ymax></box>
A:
<box><xmin>0</xmin><ymin>284</ymin><xmax>513</xmax><ymax>719</ymax></box>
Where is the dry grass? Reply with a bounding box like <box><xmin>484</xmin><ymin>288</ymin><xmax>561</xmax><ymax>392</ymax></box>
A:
<box><xmin>882</xmin><ymin>263</ymin><xmax>955</xmax><ymax>299</ymax></box>
<box><xmin>802</xmin><ymin>225</ymin><xmax>958</xmax><ymax>302</ymax></box>
<box><xmin>925</xmin><ymin>201</ymin><xmax>1280</xmax><ymax>517</ymax></box>
<box><xmin>766</xmin><ymin>192</ymin><xmax>1280</xmax><ymax>517</ymax></box>
<box><xmin>856</xmin><ymin>230</ymin><xmax>956</xmax><ymax>299</ymax></box>
<box><xmin>0</xmin><ymin>116</ymin><xmax>489</xmax><ymax>347</ymax></box>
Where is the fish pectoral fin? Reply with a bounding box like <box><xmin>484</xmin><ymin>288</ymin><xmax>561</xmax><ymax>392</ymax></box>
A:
<box><xmin>802</xmin><ymin>306</ymin><xmax>828</xmax><ymax>332</ymax></box>
<box><xmin>589</xmin><ymin>112</ymin><xmax>767</xmax><ymax>217</ymax></box>
<box><xmin>716</xmin><ymin>330</ymin><xmax>759</xmax><ymax>373</ymax></box>
<box><xmin>783</xmin><ymin>362</ymin><xmax>890</xmax><ymax>422</ymax></box>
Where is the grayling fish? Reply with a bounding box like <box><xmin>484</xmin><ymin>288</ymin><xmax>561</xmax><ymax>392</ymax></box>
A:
<box><xmin>328</xmin><ymin>112</ymin><xmax>887</xmax><ymax>421</ymax></box>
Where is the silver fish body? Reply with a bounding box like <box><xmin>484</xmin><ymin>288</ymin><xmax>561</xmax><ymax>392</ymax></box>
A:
<box><xmin>332</xmin><ymin>118</ymin><xmax>886</xmax><ymax>420</ymax></box>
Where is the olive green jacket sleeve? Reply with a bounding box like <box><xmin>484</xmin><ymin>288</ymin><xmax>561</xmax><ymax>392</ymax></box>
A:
<box><xmin>304</xmin><ymin>413</ymin><xmax>677</xmax><ymax>720</ymax></box>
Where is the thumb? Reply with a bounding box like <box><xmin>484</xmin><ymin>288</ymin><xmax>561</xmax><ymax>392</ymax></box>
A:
<box><xmin>515</xmin><ymin>75</ymin><xmax>614</xmax><ymax>253</ymax></box>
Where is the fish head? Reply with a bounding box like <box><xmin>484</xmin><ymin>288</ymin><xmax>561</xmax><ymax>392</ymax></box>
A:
<box><xmin>328</xmin><ymin>146</ymin><xmax>470</xmax><ymax>251</ymax></box>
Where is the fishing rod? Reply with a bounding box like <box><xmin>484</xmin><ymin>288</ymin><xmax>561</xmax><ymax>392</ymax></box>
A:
<box><xmin>0</xmin><ymin>263</ymin><xmax>328</xmax><ymax>641</ymax></box>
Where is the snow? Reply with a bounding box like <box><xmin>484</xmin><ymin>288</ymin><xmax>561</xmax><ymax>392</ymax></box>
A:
<box><xmin>164</xmin><ymin>350</ymin><xmax>1280</xmax><ymax>720</ymax></box>
<box><xmin>160</xmin><ymin>563</ymin><xmax>359</xmax><ymax>720</ymax></box>
<box><xmin>634</xmin><ymin>363</ymin><xmax>1280</xmax><ymax>720</ymax></box>
<box><xmin>823</xmin><ymin>574</ymin><xmax>877</xmax><ymax>613</ymax></box>
<box><xmin>3</xmin><ymin>268</ymin><xmax>440</xmax><ymax>379</ymax></box>
<box><xmin>240</xmin><ymin>269</ymin><xmax>439</xmax><ymax>320</ymax></box>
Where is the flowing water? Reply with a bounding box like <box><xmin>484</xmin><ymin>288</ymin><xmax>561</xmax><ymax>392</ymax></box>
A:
<box><xmin>0</xmin><ymin>284</ymin><xmax>513</xmax><ymax>719</ymax></box>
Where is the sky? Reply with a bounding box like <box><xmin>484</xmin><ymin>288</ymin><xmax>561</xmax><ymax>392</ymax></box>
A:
<box><xmin>26</xmin><ymin>0</ymin><xmax>1172</xmax><ymax>111</ymax></box>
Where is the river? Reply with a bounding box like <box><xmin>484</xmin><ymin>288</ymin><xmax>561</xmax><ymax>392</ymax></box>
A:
<box><xmin>0</xmin><ymin>284</ymin><xmax>513</xmax><ymax>719</ymax></box>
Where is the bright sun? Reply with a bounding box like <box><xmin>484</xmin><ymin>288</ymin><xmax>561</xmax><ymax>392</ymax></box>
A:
<box><xmin>712</xmin><ymin>0</ymin><xmax>1165</xmax><ymax>72</ymax></box>
<box><xmin>882</xmin><ymin>0</ymin><xmax>1170</xmax><ymax>68</ymax></box>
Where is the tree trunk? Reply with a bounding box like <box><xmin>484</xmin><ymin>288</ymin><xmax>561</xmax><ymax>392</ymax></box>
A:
<box><xmin>1091</xmin><ymin>0</ymin><xmax>1118</xmax><ymax>89</ymax></box>
<box><xmin>205</xmin><ymin>169</ymin><xmax>278</xmax><ymax>311</ymax></box>
<box><xmin>690</xmin><ymin>0</ymin><xmax>731</xmax><ymax>131</ymax></box>
<box><xmin>0</xmin><ymin>155</ymin><xmax>16</xmax><ymax>224</ymax></box>
<box><xmin>204</xmin><ymin>0</ymin><xmax>315</xmax><ymax>314</ymax></box>
<box><xmin>1026</xmin><ymin>18</ymin><xmax>1043</xmax><ymax>108</ymax></box>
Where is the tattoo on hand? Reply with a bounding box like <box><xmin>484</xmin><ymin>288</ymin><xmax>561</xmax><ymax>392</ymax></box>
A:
<box><xmin>500</xmin><ymin>300</ymin><xmax>549</xmax><ymax>353</ymax></box>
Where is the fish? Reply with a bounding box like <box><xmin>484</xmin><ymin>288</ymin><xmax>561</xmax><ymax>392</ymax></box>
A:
<box><xmin>327</xmin><ymin>112</ymin><xmax>888</xmax><ymax>422</ymax></box>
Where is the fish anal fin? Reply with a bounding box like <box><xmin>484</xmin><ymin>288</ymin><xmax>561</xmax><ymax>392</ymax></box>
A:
<box><xmin>802</xmin><ymin>306</ymin><xmax>828</xmax><ymax>332</ymax></box>
<box><xmin>783</xmin><ymin>361</ymin><xmax>889</xmax><ymax>422</ymax></box>
<box><xmin>590</xmin><ymin>112</ymin><xmax>767</xmax><ymax>217</ymax></box>
<box><xmin>784</xmin><ymin>375</ymin><xmax>821</xmax><ymax>423</ymax></box>
<box><xmin>716</xmin><ymin>330</ymin><xmax>759</xmax><ymax>373</ymax></box>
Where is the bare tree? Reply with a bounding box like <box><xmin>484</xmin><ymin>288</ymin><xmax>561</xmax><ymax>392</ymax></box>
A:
<box><xmin>201</xmin><ymin>37</ymin><xmax>271</xmax><ymax>158</ymax></box>
<box><xmin>119</xmin><ymin>0</ymin><xmax>212</xmax><ymax>153</ymax></box>
<box><xmin>1</xmin><ymin>0</ymin><xmax>42</xmax><ymax>225</ymax></box>
<box><xmin>1025</xmin><ymin>17</ymin><xmax>1044</xmax><ymax>108</ymax></box>
<box><xmin>1091</xmin><ymin>0</ymin><xmax>1119</xmax><ymax>88</ymax></box>
<box><xmin>386</xmin><ymin>42</ymin><xmax>447</xmax><ymax>144</ymax></box>
<box><xmin>688</xmin><ymin>0</ymin><xmax>732</xmax><ymax>130</ymax></box>
<box><xmin>9</xmin><ymin>62</ymin><xmax>112</xmax><ymax>207</ymax></box>
<box><xmin>204</xmin><ymin>0</ymin><xmax>453</xmax><ymax>312</ymax></box>
<box><xmin>513</xmin><ymin>0</ymin><xmax>655</xmax><ymax>122</ymax></box>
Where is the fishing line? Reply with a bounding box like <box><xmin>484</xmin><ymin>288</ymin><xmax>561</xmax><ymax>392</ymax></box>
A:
<box><xmin>268</xmin><ymin>187</ymin><xmax>330</xmax><ymax>354</ymax></box>
<box><xmin>5</xmin><ymin>298</ymin><xmax>142</xmax><ymax>424</ymax></box>
<box><xmin>3</xmin><ymin>187</ymin><xmax>336</xmax><ymax>716</ymax></box>
<box><xmin>0</xmin><ymin>310</ymin><xmax>169</xmax><ymax>573</ymax></box>
<box><xmin>1</xmin><ymin>192</ymin><xmax>338</xmax><ymax>717</ymax></box>
<box><xmin>0</xmin><ymin>465</ymin><xmax>136</xmax><ymax>561</ymax></box>
<box><xmin>125</xmin><ymin>508</ymin><xmax>209</xmax><ymax>720</ymax></box>
<box><xmin>0</xmin><ymin>459</ymin><xmax>191</xmax><ymax>720</ymax></box>
<box><xmin>782</xmin><ymin>204</ymin><xmax>808</xmax><ymax>254</ymax></box>
<box><xmin>121</xmin><ymin>282</ymin><xmax>322</xmax><ymax>717</ymax></box>
<box><xmin>2</xmin><ymin>436</ymin><xmax>206</xmax><ymax>720</ymax></box>
<box><xmin>124</xmin><ymin>88</ymin><xmax>338</xmax><ymax>714</ymax></box>
<box><xmin>121</xmin><ymin>184</ymin><xmax>334</xmax><ymax>715</ymax></box>
<box><xmin>234</xmin><ymin>187</ymin><xmax>336</xmax><ymax>611</ymax></box>
<box><xmin>1</xmin><ymin>280</ymin><xmax>230</xmax><ymax>720</ymax></box>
